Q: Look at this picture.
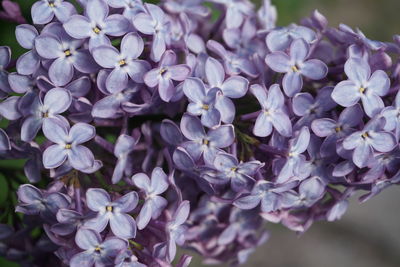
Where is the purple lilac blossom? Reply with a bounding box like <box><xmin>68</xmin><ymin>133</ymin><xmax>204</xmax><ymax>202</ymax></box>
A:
<box><xmin>84</xmin><ymin>188</ymin><xmax>138</xmax><ymax>238</ymax></box>
<box><xmin>3</xmin><ymin>0</ymin><xmax>400</xmax><ymax>265</ymax></box>
<box><xmin>265</xmin><ymin>38</ymin><xmax>328</xmax><ymax>96</ymax></box>
<box><xmin>331</xmin><ymin>57</ymin><xmax>390</xmax><ymax>118</ymax></box>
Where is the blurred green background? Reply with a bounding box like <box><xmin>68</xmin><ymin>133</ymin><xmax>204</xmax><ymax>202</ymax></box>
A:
<box><xmin>1</xmin><ymin>0</ymin><xmax>400</xmax><ymax>266</ymax></box>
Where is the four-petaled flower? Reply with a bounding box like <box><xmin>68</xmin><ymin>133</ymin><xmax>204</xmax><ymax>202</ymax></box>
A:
<box><xmin>331</xmin><ymin>57</ymin><xmax>390</xmax><ymax>118</ymax></box>
<box><xmin>131</xmin><ymin>167</ymin><xmax>169</xmax><ymax>230</ymax></box>
<box><xmin>84</xmin><ymin>188</ymin><xmax>138</xmax><ymax>238</ymax></box>
<box><xmin>92</xmin><ymin>32</ymin><xmax>150</xmax><ymax>93</ymax></box>
<box><xmin>251</xmin><ymin>83</ymin><xmax>292</xmax><ymax>137</ymax></box>
<box><xmin>70</xmin><ymin>228</ymin><xmax>128</xmax><ymax>267</ymax></box>
<box><xmin>144</xmin><ymin>50</ymin><xmax>191</xmax><ymax>102</ymax></box>
<box><xmin>63</xmin><ymin>0</ymin><xmax>130</xmax><ymax>50</ymax></box>
<box><xmin>180</xmin><ymin>113</ymin><xmax>235</xmax><ymax>166</ymax></box>
<box><xmin>265</xmin><ymin>38</ymin><xmax>328</xmax><ymax>97</ymax></box>
<box><xmin>343</xmin><ymin>118</ymin><xmax>396</xmax><ymax>168</ymax></box>
<box><xmin>21</xmin><ymin>88</ymin><xmax>72</xmax><ymax>142</ymax></box>
<box><xmin>42</xmin><ymin>118</ymin><xmax>96</xmax><ymax>171</ymax></box>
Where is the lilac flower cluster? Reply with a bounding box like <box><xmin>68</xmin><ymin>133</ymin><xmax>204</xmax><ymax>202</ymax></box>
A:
<box><xmin>0</xmin><ymin>0</ymin><xmax>400</xmax><ymax>266</ymax></box>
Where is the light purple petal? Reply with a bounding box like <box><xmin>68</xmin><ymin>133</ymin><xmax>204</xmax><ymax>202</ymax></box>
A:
<box><xmin>300</xmin><ymin>59</ymin><xmax>328</xmax><ymax>80</ymax></box>
<box><xmin>49</xmin><ymin>58</ymin><xmax>74</xmax><ymax>86</ymax></box>
<box><xmin>21</xmin><ymin>116</ymin><xmax>42</xmax><ymax>142</ymax></box>
<box><xmin>353</xmin><ymin>142</ymin><xmax>373</xmax><ymax>168</ymax></box>
<box><xmin>121</xmin><ymin>32</ymin><xmax>144</xmax><ymax>59</ymax></box>
<box><xmin>106</xmin><ymin>69</ymin><xmax>128</xmax><ymax>93</ymax></box>
<box><xmin>15</xmin><ymin>24</ymin><xmax>37</xmax><ymax>49</ymax></box>
<box><xmin>369</xmin><ymin>132</ymin><xmax>396</xmax><ymax>152</ymax></box>
<box><xmin>345</xmin><ymin>58</ymin><xmax>371</xmax><ymax>84</ymax></box>
<box><xmin>215</xmin><ymin>95</ymin><xmax>235</xmax><ymax>123</ymax></box>
<box><xmin>114</xmin><ymin>191</ymin><xmax>138</xmax><ymax>212</ymax></box>
<box><xmin>86</xmin><ymin>0</ymin><xmax>109</xmax><ymax>22</ymax></box>
<box><xmin>104</xmin><ymin>14</ymin><xmax>129</xmax><ymax>36</ymax></box>
<box><xmin>43</xmin><ymin>144</ymin><xmax>67</xmax><ymax>169</ymax></box>
<box><xmin>205</xmin><ymin>57</ymin><xmax>224</xmax><ymax>87</ymax></box>
<box><xmin>361</xmin><ymin>93</ymin><xmax>384</xmax><ymax>118</ymax></box>
<box><xmin>110</xmin><ymin>213</ymin><xmax>136</xmax><ymax>238</ymax></box>
<box><xmin>180</xmin><ymin>114</ymin><xmax>206</xmax><ymax>141</ymax></box>
<box><xmin>253</xmin><ymin>113</ymin><xmax>273</xmax><ymax>137</ymax></box>
<box><xmin>132</xmin><ymin>13</ymin><xmax>155</xmax><ymax>35</ymax></box>
<box><xmin>69</xmin><ymin>123</ymin><xmax>95</xmax><ymax>144</ymax></box>
<box><xmin>221</xmin><ymin>76</ymin><xmax>248</xmax><ymax>98</ymax></box>
<box><xmin>290</xmin><ymin>38</ymin><xmax>309</xmax><ymax>62</ymax></box>
<box><xmin>45</xmin><ymin>88</ymin><xmax>72</xmax><ymax>114</ymax></box>
<box><xmin>208</xmin><ymin>125</ymin><xmax>235</xmax><ymax>148</ymax></box>
<box><xmin>92</xmin><ymin>46</ymin><xmax>119</xmax><ymax>68</ymax></box>
<box><xmin>68</xmin><ymin>145</ymin><xmax>95</xmax><ymax>170</ymax></box>
<box><xmin>282</xmin><ymin>71</ymin><xmax>303</xmax><ymax>97</ymax></box>
<box><xmin>367</xmin><ymin>70</ymin><xmax>390</xmax><ymax>96</ymax></box>
<box><xmin>331</xmin><ymin>80</ymin><xmax>360</xmax><ymax>107</ymax></box>
<box><xmin>183</xmin><ymin>78</ymin><xmax>206</xmax><ymax>103</ymax></box>
<box><xmin>42</xmin><ymin>118</ymin><xmax>68</xmax><ymax>143</ymax></box>
<box><xmin>31</xmin><ymin>1</ymin><xmax>53</xmax><ymax>24</ymax></box>
<box><xmin>265</xmin><ymin>51</ymin><xmax>291</xmax><ymax>73</ymax></box>
<box><xmin>34</xmin><ymin>35</ymin><xmax>61</xmax><ymax>59</ymax></box>
<box><xmin>75</xmin><ymin>228</ymin><xmax>101</xmax><ymax>250</ymax></box>
<box><xmin>86</xmin><ymin>188</ymin><xmax>110</xmax><ymax>211</ymax></box>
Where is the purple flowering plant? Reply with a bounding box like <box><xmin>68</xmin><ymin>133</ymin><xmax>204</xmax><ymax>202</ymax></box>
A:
<box><xmin>0</xmin><ymin>0</ymin><xmax>400</xmax><ymax>266</ymax></box>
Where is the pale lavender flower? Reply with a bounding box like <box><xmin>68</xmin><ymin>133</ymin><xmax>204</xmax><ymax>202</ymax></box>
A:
<box><xmin>164</xmin><ymin>0</ymin><xmax>210</xmax><ymax>18</ymax></box>
<box><xmin>257</xmin><ymin>0</ymin><xmax>277</xmax><ymax>31</ymax></box>
<box><xmin>183</xmin><ymin>77</ymin><xmax>221</xmax><ymax>128</ymax></box>
<box><xmin>131</xmin><ymin>167</ymin><xmax>169</xmax><ymax>229</ymax></box>
<box><xmin>381</xmin><ymin>90</ymin><xmax>400</xmax><ymax>140</ymax></box>
<box><xmin>21</xmin><ymin>88</ymin><xmax>72</xmax><ymax>142</ymax></box>
<box><xmin>331</xmin><ymin>57</ymin><xmax>390</xmax><ymax>118</ymax></box>
<box><xmin>144</xmin><ymin>50</ymin><xmax>191</xmax><ymax>102</ymax></box>
<box><xmin>312</xmin><ymin>104</ymin><xmax>363</xmax><ymax>157</ymax></box>
<box><xmin>212</xmin><ymin>152</ymin><xmax>263</xmax><ymax>192</ymax></box>
<box><xmin>275</xmin><ymin>126</ymin><xmax>311</xmax><ymax>184</ymax></box>
<box><xmin>15</xmin><ymin>24</ymin><xmax>41</xmax><ymax>75</ymax></box>
<box><xmin>70</xmin><ymin>228</ymin><xmax>128</xmax><ymax>267</ymax></box>
<box><xmin>281</xmin><ymin>176</ymin><xmax>325</xmax><ymax>208</ymax></box>
<box><xmin>265</xmin><ymin>38</ymin><xmax>328</xmax><ymax>96</ymax></box>
<box><xmin>211</xmin><ymin>0</ymin><xmax>253</xmax><ymax>29</ymax></box>
<box><xmin>16</xmin><ymin>184</ymin><xmax>70</xmax><ymax>222</ymax></box>
<box><xmin>107</xmin><ymin>0</ymin><xmax>145</xmax><ymax>20</ymax></box>
<box><xmin>133</xmin><ymin>3</ymin><xmax>170</xmax><ymax>62</ymax></box>
<box><xmin>31</xmin><ymin>0</ymin><xmax>76</xmax><ymax>24</ymax></box>
<box><xmin>115</xmin><ymin>250</ymin><xmax>146</xmax><ymax>267</ymax></box>
<box><xmin>34</xmin><ymin>33</ymin><xmax>98</xmax><ymax>86</ymax></box>
<box><xmin>250</xmin><ymin>84</ymin><xmax>292</xmax><ymax>137</ymax></box>
<box><xmin>342</xmin><ymin>118</ymin><xmax>397</xmax><ymax>168</ymax></box>
<box><xmin>207</xmin><ymin>40</ymin><xmax>258</xmax><ymax>77</ymax></box>
<box><xmin>233</xmin><ymin>181</ymin><xmax>296</xmax><ymax>213</ymax></box>
<box><xmin>51</xmin><ymin>209</ymin><xmax>91</xmax><ymax>236</ymax></box>
<box><xmin>112</xmin><ymin>134</ymin><xmax>138</xmax><ymax>184</ymax></box>
<box><xmin>84</xmin><ymin>189</ymin><xmax>138</xmax><ymax>238</ymax></box>
<box><xmin>166</xmin><ymin>201</ymin><xmax>190</xmax><ymax>261</ymax></box>
<box><xmin>42</xmin><ymin>119</ymin><xmax>96</xmax><ymax>171</ymax></box>
<box><xmin>63</xmin><ymin>0</ymin><xmax>130</xmax><ymax>50</ymax></box>
<box><xmin>180</xmin><ymin>113</ymin><xmax>235</xmax><ymax>166</ymax></box>
<box><xmin>205</xmin><ymin>57</ymin><xmax>248</xmax><ymax>123</ymax></box>
<box><xmin>266</xmin><ymin>24</ymin><xmax>316</xmax><ymax>52</ymax></box>
<box><xmin>292</xmin><ymin>86</ymin><xmax>336</xmax><ymax>129</ymax></box>
<box><xmin>92</xmin><ymin>33</ymin><xmax>150</xmax><ymax>93</ymax></box>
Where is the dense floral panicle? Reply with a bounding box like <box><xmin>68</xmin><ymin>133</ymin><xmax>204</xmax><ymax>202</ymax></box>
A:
<box><xmin>3</xmin><ymin>0</ymin><xmax>400</xmax><ymax>265</ymax></box>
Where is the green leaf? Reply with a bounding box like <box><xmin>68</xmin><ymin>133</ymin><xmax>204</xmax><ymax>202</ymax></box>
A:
<box><xmin>0</xmin><ymin>173</ymin><xmax>9</xmax><ymax>207</ymax></box>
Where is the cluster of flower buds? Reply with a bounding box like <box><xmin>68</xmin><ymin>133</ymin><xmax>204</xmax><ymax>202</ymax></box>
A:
<box><xmin>0</xmin><ymin>0</ymin><xmax>399</xmax><ymax>265</ymax></box>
